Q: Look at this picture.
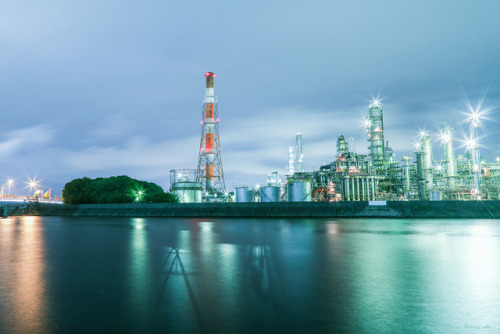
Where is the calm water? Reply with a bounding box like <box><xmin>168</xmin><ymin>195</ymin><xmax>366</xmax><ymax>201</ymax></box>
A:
<box><xmin>1</xmin><ymin>216</ymin><xmax>499</xmax><ymax>333</ymax></box>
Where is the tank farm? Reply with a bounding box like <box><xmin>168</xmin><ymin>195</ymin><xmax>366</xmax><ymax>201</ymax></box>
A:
<box><xmin>170</xmin><ymin>73</ymin><xmax>500</xmax><ymax>203</ymax></box>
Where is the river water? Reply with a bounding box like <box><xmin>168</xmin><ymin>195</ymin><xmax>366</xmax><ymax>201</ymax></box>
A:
<box><xmin>0</xmin><ymin>216</ymin><xmax>499</xmax><ymax>333</ymax></box>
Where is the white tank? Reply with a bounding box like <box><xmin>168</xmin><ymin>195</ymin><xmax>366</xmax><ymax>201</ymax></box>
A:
<box><xmin>172</xmin><ymin>182</ymin><xmax>202</xmax><ymax>203</ymax></box>
<box><xmin>260</xmin><ymin>186</ymin><xmax>280</xmax><ymax>202</ymax></box>
<box><xmin>235</xmin><ymin>187</ymin><xmax>255</xmax><ymax>202</ymax></box>
<box><xmin>287</xmin><ymin>180</ymin><xmax>312</xmax><ymax>202</ymax></box>
<box><xmin>429</xmin><ymin>190</ymin><xmax>442</xmax><ymax>201</ymax></box>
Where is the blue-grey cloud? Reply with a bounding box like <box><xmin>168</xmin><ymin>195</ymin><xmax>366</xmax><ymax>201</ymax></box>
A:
<box><xmin>1</xmin><ymin>1</ymin><xmax>499</xmax><ymax>193</ymax></box>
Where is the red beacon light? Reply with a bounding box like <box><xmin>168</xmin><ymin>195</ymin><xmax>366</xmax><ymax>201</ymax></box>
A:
<box><xmin>204</xmin><ymin>72</ymin><xmax>216</xmax><ymax>78</ymax></box>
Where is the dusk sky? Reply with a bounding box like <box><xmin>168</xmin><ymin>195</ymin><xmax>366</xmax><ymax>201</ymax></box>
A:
<box><xmin>1</xmin><ymin>1</ymin><xmax>500</xmax><ymax>195</ymax></box>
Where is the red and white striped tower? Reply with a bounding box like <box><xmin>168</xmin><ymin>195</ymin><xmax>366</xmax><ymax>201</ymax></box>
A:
<box><xmin>196</xmin><ymin>72</ymin><xmax>226</xmax><ymax>197</ymax></box>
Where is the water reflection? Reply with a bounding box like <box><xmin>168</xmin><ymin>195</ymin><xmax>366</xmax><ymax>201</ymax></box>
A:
<box><xmin>158</xmin><ymin>248</ymin><xmax>204</xmax><ymax>330</ymax></box>
<box><xmin>0</xmin><ymin>217</ymin><xmax>47</xmax><ymax>333</ymax></box>
<box><xmin>244</xmin><ymin>245</ymin><xmax>280</xmax><ymax>306</ymax></box>
<box><xmin>128</xmin><ymin>218</ymin><xmax>152</xmax><ymax>328</ymax></box>
<box><xmin>2</xmin><ymin>217</ymin><xmax>500</xmax><ymax>333</ymax></box>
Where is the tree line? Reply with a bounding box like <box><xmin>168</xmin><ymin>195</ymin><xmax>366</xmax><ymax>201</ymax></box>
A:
<box><xmin>62</xmin><ymin>175</ymin><xmax>178</xmax><ymax>204</ymax></box>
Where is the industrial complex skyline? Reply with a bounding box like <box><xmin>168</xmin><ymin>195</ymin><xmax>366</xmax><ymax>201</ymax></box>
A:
<box><xmin>1</xmin><ymin>1</ymin><xmax>500</xmax><ymax>194</ymax></box>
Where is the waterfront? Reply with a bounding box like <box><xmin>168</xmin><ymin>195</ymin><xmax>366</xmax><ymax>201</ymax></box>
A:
<box><xmin>1</xmin><ymin>217</ymin><xmax>499</xmax><ymax>333</ymax></box>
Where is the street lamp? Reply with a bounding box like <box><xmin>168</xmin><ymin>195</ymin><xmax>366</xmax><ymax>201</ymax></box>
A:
<box><xmin>26</xmin><ymin>178</ymin><xmax>40</xmax><ymax>197</ymax></box>
<box><xmin>7</xmin><ymin>178</ymin><xmax>14</xmax><ymax>197</ymax></box>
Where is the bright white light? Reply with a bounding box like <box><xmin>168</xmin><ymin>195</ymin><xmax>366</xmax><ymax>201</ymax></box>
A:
<box><xmin>436</xmin><ymin>165</ymin><xmax>443</xmax><ymax>171</ymax></box>
<box><xmin>370</xmin><ymin>99</ymin><xmax>381</xmax><ymax>107</ymax></box>
<box><xmin>418</xmin><ymin>130</ymin><xmax>428</xmax><ymax>138</ymax></box>
<box><xmin>468</xmin><ymin>109</ymin><xmax>482</xmax><ymax>128</ymax></box>
<box><xmin>462</xmin><ymin>98</ymin><xmax>495</xmax><ymax>129</ymax></box>
<box><xmin>26</xmin><ymin>177</ymin><xmax>40</xmax><ymax>191</ymax></box>
<box><xmin>440</xmin><ymin>133</ymin><xmax>451</xmax><ymax>143</ymax></box>
<box><xmin>7</xmin><ymin>178</ymin><xmax>14</xmax><ymax>185</ymax></box>
<box><xmin>362</xmin><ymin>117</ymin><xmax>371</xmax><ymax>128</ymax></box>
<box><xmin>466</xmin><ymin>138</ymin><xmax>476</xmax><ymax>149</ymax></box>
<box><xmin>414</xmin><ymin>142</ymin><xmax>422</xmax><ymax>151</ymax></box>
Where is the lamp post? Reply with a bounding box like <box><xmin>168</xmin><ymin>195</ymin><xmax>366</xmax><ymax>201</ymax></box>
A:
<box><xmin>7</xmin><ymin>178</ymin><xmax>13</xmax><ymax>197</ymax></box>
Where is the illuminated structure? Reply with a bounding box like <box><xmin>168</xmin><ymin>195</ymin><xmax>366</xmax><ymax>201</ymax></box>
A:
<box><xmin>336</xmin><ymin>135</ymin><xmax>348</xmax><ymax>156</ymax></box>
<box><xmin>441</xmin><ymin>126</ymin><xmax>456</xmax><ymax>188</ymax></box>
<box><xmin>468</xmin><ymin>112</ymin><xmax>481</xmax><ymax>199</ymax></box>
<box><xmin>367</xmin><ymin>100</ymin><xmax>385</xmax><ymax>168</ymax></box>
<box><xmin>287</xmin><ymin>147</ymin><xmax>295</xmax><ymax>175</ymax></box>
<box><xmin>279</xmin><ymin>100</ymin><xmax>500</xmax><ymax>202</ymax></box>
<box><xmin>196</xmin><ymin>72</ymin><xmax>226</xmax><ymax>197</ymax></box>
<box><xmin>170</xmin><ymin>72</ymin><xmax>500</xmax><ymax>203</ymax></box>
<box><xmin>296</xmin><ymin>132</ymin><xmax>304</xmax><ymax>172</ymax></box>
<box><xmin>419</xmin><ymin>133</ymin><xmax>433</xmax><ymax>189</ymax></box>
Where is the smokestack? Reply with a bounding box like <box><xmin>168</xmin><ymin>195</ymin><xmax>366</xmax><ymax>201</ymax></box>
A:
<box><xmin>197</xmin><ymin>72</ymin><xmax>225</xmax><ymax>197</ymax></box>
<box><xmin>205</xmin><ymin>72</ymin><xmax>215</xmax><ymax>98</ymax></box>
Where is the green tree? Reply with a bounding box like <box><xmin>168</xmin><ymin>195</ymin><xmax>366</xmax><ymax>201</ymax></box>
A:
<box><xmin>62</xmin><ymin>176</ymin><xmax>179</xmax><ymax>204</ymax></box>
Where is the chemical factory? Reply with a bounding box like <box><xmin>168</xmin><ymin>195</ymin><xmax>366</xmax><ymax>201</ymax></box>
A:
<box><xmin>170</xmin><ymin>73</ymin><xmax>500</xmax><ymax>203</ymax></box>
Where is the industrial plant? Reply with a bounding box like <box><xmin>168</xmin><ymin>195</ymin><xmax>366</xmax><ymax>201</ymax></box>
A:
<box><xmin>170</xmin><ymin>73</ymin><xmax>500</xmax><ymax>203</ymax></box>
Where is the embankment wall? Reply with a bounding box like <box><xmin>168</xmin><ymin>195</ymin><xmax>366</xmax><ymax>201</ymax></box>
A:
<box><xmin>28</xmin><ymin>201</ymin><xmax>500</xmax><ymax>219</ymax></box>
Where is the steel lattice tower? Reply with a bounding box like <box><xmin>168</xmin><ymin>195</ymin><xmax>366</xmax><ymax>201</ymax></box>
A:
<box><xmin>196</xmin><ymin>72</ymin><xmax>226</xmax><ymax>196</ymax></box>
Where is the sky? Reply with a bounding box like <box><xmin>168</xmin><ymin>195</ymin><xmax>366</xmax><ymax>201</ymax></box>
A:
<box><xmin>1</xmin><ymin>1</ymin><xmax>500</xmax><ymax>195</ymax></box>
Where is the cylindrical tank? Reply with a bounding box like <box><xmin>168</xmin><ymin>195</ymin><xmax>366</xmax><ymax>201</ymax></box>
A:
<box><xmin>429</xmin><ymin>190</ymin><xmax>442</xmax><ymax>201</ymax></box>
<box><xmin>260</xmin><ymin>186</ymin><xmax>280</xmax><ymax>202</ymax></box>
<box><xmin>171</xmin><ymin>182</ymin><xmax>202</xmax><ymax>203</ymax></box>
<box><xmin>235</xmin><ymin>187</ymin><xmax>255</xmax><ymax>202</ymax></box>
<box><xmin>287</xmin><ymin>180</ymin><xmax>312</xmax><ymax>202</ymax></box>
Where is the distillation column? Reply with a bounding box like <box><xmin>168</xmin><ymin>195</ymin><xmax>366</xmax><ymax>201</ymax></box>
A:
<box><xmin>296</xmin><ymin>132</ymin><xmax>304</xmax><ymax>172</ymax></box>
<box><xmin>367</xmin><ymin>101</ymin><xmax>385</xmax><ymax>169</ymax></box>
<box><xmin>441</xmin><ymin>126</ymin><xmax>456</xmax><ymax>188</ymax></box>
<box><xmin>402</xmin><ymin>156</ymin><xmax>411</xmax><ymax>198</ymax></box>
<box><xmin>420</xmin><ymin>135</ymin><xmax>433</xmax><ymax>189</ymax></box>
<box><xmin>196</xmin><ymin>72</ymin><xmax>226</xmax><ymax>196</ymax></box>
<box><xmin>287</xmin><ymin>147</ymin><xmax>295</xmax><ymax>175</ymax></box>
<box><xmin>415</xmin><ymin>151</ymin><xmax>426</xmax><ymax>200</ymax></box>
<box><xmin>336</xmin><ymin>135</ymin><xmax>348</xmax><ymax>156</ymax></box>
<box><xmin>469</xmin><ymin>119</ymin><xmax>481</xmax><ymax>198</ymax></box>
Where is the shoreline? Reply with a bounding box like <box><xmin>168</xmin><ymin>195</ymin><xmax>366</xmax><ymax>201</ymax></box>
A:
<box><xmin>10</xmin><ymin>200</ymin><xmax>499</xmax><ymax>219</ymax></box>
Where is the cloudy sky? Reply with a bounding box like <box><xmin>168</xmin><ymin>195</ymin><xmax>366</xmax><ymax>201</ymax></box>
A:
<box><xmin>1</xmin><ymin>1</ymin><xmax>500</xmax><ymax>195</ymax></box>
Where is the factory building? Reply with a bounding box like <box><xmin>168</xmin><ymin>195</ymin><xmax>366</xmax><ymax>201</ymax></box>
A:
<box><xmin>278</xmin><ymin>101</ymin><xmax>500</xmax><ymax>202</ymax></box>
<box><xmin>172</xmin><ymin>72</ymin><xmax>500</xmax><ymax>203</ymax></box>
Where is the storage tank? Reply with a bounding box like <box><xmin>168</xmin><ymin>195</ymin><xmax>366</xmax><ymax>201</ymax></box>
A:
<box><xmin>287</xmin><ymin>180</ymin><xmax>312</xmax><ymax>202</ymax></box>
<box><xmin>171</xmin><ymin>182</ymin><xmax>202</xmax><ymax>203</ymax></box>
<box><xmin>429</xmin><ymin>190</ymin><xmax>442</xmax><ymax>201</ymax></box>
<box><xmin>235</xmin><ymin>186</ymin><xmax>255</xmax><ymax>202</ymax></box>
<box><xmin>260</xmin><ymin>186</ymin><xmax>280</xmax><ymax>202</ymax></box>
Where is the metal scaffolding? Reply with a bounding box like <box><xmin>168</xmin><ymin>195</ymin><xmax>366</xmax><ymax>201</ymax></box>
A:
<box><xmin>196</xmin><ymin>72</ymin><xmax>226</xmax><ymax>196</ymax></box>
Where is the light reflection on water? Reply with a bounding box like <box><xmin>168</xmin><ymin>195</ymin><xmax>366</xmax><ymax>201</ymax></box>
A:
<box><xmin>0</xmin><ymin>217</ymin><xmax>499</xmax><ymax>333</ymax></box>
<box><xmin>0</xmin><ymin>217</ymin><xmax>47</xmax><ymax>333</ymax></box>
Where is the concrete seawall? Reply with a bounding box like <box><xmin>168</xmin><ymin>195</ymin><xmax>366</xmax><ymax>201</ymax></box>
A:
<box><xmin>28</xmin><ymin>201</ymin><xmax>500</xmax><ymax>219</ymax></box>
